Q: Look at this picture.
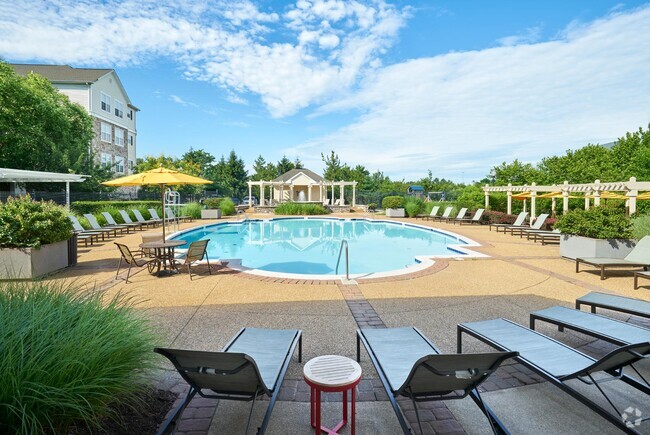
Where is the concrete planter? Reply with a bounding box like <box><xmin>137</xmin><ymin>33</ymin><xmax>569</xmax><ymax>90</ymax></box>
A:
<box><xmin>0</xmin><ymin>240</ymin><xmax>69</xmax><ymax>279</ymax></box>
<box><xmin>201</xmin><ymin>209</ymin><xmax>222</xmax><ymax>219</ymax></box>
<box><xmin>385</xmin><ymin>208</ymin><xmax>405</xmax><ymax>218</ymax></box>
<box><xmin>560</xmin><ymin>234</ymin><xmax>637</xmax><ymax>260</ymax></box>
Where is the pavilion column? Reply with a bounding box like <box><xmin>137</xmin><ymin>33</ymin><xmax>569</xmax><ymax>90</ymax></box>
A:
<box><xmin>308</xmin><ymin>184</ymin><xmax>312</xmax><ymax>202</ymax></box>
<box><xmin>530</xmin><ymin>190</ymin><xmax>537</xmax><ymax>223</ymax></box>
<box><xmin>340</xmin><ymin>184</ymin><xmax>345</xmax><ymax>205</ymax></box>
<box><xmin>506</xmin><ymin>184</ymin><xmax>512</xmax><ymax>214</ymax></box>
<box><xmin>628</xmin><ymin>177</ymin><xmax>638</xmax><ymax>216</ymax></box>
<box><xmin>593</xmin><ymin>180</ymin><xmax>601</xmax><ymax>207</ymax></box>
<box><xmin>65</xmin><ymin>181</ymin><xmax>70</xmax><ymax>210</ymax></box>
<box><xmin>280</xmin><ymin>184</ymin><xmax>284</xmax><ymax>203</ymax></box>
<box><xmin>331</xmin><ymin>183</ymin><xmax>335</xmax><ymax>205</ymax></box>
<box><xmin>259</xmin><ymin>181</ymin><xmax>264</xmax><ymax>205</ymax></box>
<box><xmin>319</xmin><ymin>184</ymin><xmax>323</xmax><ymax>203</ymax></box>
<box><xmin>290</xmin><ymin>185</ymin><xmax>294</xmax><ymax>201</ymax></box>
<box><xmin>248</xmin><ymin>183</ymin><xmax>252</xmax><ymax>208</ymax></box>
<box><xmin>484</xmin><ymin>185</ymin><xmax>490</xmax><ymax>209</ymax></box>
<box><xmin>352</xmin><ymin>183</ymin><xmax>356</xmax><ymax>207</ymax></box>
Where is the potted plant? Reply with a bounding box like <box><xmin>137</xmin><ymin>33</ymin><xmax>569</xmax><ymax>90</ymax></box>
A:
<box><xmin>382</xmin><ymin>196</ymin><xmax>405</xmax><ymax>218</ymax></box>
<box><xmin>201</xmin><ymin>198</ymin><xmax>223</xmax><ymax>219</ymax></box>
<box><xmin>554</xmin><ymin>206</ymin><xmax>635</xmax><ymax>260</ymax></box>
<box><xmin>0</xmin><ymin>195</ymin><xmax>73</xmax><ymax>279</ymax></box>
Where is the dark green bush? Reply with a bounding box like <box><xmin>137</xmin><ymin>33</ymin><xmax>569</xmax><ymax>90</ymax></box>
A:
<box><xmin>367</xmin><ymin>203</ymin><xmax>377</xmax><ymax>211</ymax></box>
<box><xmin>404</xmin><ymin>197</ymin><xmax>424</xmax><ymax>217</ymax></box>
<box><xmin>554</xmin><ymin>206</ymin><xmax>632</xmax><ymax>239</ymax></box>
<box><xmin>632</xmin><ymin>214</ymin><xmax>650</xmax><ymax>239</ymax></box>
<box><xmin>203</xmin><ymin>198</ymin><xmax>223</xmax><ymax>209</ymax></box>
<box><xmin>0</xmin><ymin>280</ymin><xmax>156</xmax><ymax>434</ymax></box>
<box><xmin>0</xmin><ymin>195</ymin><xmax>73</xmax><ymax>248</ymax></box>
<box><xmin>274</xmin><ymin>202</ymin><xmax>331</xmax><ymax>215</ymax></box>
<box><xmin>71</xmin><ymin>200</ymin><xmax>160</xmax><ymax>215</ymax></box>
<box><xmin>220</xmin><ymin>198</ymin><xmax>237</xmax><ymax>216</ymax></box>
<box><xmin>181</xmin><ymin>202</ymin><xmax>202</xmax><ymax>219</ymax></box>
<box><xmin>382</xmin><ymin>196</ymin><xmax>404</xmax><ymax>209</ymax></box>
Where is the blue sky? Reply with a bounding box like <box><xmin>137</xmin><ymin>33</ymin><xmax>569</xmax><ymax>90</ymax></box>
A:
<box><xmin>1</xmin><ymin>1</ymin><xmax>649</xmax><ymax>182</ymax></box>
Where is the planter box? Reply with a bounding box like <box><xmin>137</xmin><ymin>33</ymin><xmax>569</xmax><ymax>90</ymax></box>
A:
<box><xmin>560</xmin><ymin>235</ymin><xmax>636</xmax><ymax>260</ymax></box>
<box><xmin>385</xmin><ymin>208</ymin><xmax>405</xmax><ymax>218</ymax></box>
<box><xmin>0</xmin><ymin>240</ymin><xmax>69</xmax><ymax>279</ymax></box>
<box><xmin>201</xmin><ymin>209</ymin><xmax>222</xmax><ymax>219</ymax></box>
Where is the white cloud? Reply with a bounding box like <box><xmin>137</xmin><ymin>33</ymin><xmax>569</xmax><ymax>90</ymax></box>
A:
<box><xmin>0</xmin><ymin>0</ymin><xmax>408</xmax><ymax>117</ymax></box>
<box><xmin>287</xmin><ymin>6</ymin><xmax>650</xmax><ymax>181</ymax></box>
<box><xmin>497</xmin><ymin>25</ymin><xmax>542</xmax><ymax>46</ymax></box>
<box><xmin>169</xmin><ymin>94</ymin><xmax>199</xmax><ymax>107</ymax></box>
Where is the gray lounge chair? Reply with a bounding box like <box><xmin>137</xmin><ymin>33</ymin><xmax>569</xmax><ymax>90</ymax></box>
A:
<box><xmin>166</xmin><ymin>207</ymin><xmax>192</xmax><ymax>223</ymax></box>
<box><xmin>84</xmin><ymin>213</ymin><xmax>131</xmax><ymax>235</ymax></box>
<box><xmin>133</xmin><ymin>209</ymin><xmax>161</xmax><ymax>226</ymax></box>
<box><xmin>357</xmin><ymin>327</ymin><xmax>516</xmax><ymax>434</ymax></box>
<box><xmin>455</xmin><ymin>208</ymin><xmax>485</xmax><ymax>225</ymax></box>
<box><xmin>635</xmin><ymin>271</ymin><xmax>650</xmax><ymax>289</ymax></box>
<box><xmin>441</xmin><ymin>207</ymin><xmax>467</xmax><ymax>223</ymax></box>
<box><xmin>506</xmin><ymin>213</ymin><xmax>548</xmax><ymax>236</ymax></box>
<box><xmin>431</xmin><ymin>206</ymin><xmax>453</xmax><ymax>222</ymax></box>
<box><xmin>416</xmin><ymin>205</ymin><xmax>439</xmax><ymax>220</ymax></box>
<box><xmin>68</xmin><ymin>215</ymin><xmax>105</xmax><ymax>241</ymax></box>
<box><xmin>119</xmin><ymin>209</ymin><xmax>154</xmax><ymax>229</ymax></box>
<box><xmin>530</xmin><ymin>306</ymin><xmax>650</xmax><ymax>346</ymax></box>
<box><xmin>576</xmin><ymin>292</ymin><xmax>650</xmax><ymax>319</ymax></box>
<box><xmin>155</xmin><ymin>328</ymin><xmax>302</xmax><ymax>435</ymax></box>
<box><xmin>458</xmin><ymin>318</ymin><xmax>650</xmax><ymax>434</ymax></box>
<box><xmin>69</xmin><ymin>215</ymin><xmax>113</xmax><ymax>239</ymax></box>
<box><xmin>102</xmin><ymin>211</ymin><xmax>142</xmax><ymax>231</ymax></box>
<box><xmin>489</xmin><ymin>212</ymin><xmax>528</xmax><ymax>232</ymax></box>
<box><xmin>576</xmin><ymin>236</ymin><xmax>650</xmax><ymax>280</ymax></box>
<box><xmin>150</xmin><ymin>208</ymin><xmax>174</xmax><ymax>223</ymax></box>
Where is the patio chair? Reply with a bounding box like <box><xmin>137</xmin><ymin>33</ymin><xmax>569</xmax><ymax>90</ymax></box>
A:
<box><xmin>530</xmin><ymin>306</ymin><xmax>650</xmax><ymax>346</ymax></box>
<box><xmin>575</xmin><ymin>236</ymin><xmax>650</xmax><ymax>280</ymax></box>
<box><xmin>133</xmin><ymin>209</ymin><xmax>161</xmax><ymax>226</ymax></box>
<box><xmin>69</xmin><ymin>215</ymin><xmax>113</xmax><ymax>239</ymax></box>
<box><xmin>68</xmin><ymin>215</ymin><xmax>104</xmax><ymax>241</ymax></box>
<box><xmin>458</xmin><ymin>318</ymin><xmax>650</xmax><ymax>434</ymax></box>
<box><xmin>524</xmin><ymin>228</ymin><xmax>561</xmax><ymax>244</ymax></box>
<box><xmin>431</xmin><ymin>206</ymin><xmax>453</xmax><ymax>222</ymax></box>
<box><xmin>488</xmin><ymin>212</ymin><xmax>528</xmax><ymax>233</ymax></box>
<box><xmin>149</xmin><ymin>208</ymin><xmax>174</xmax><ymax>223</ymax></box>
<box><xmin>154</xmin><ymin>327</ymin><xmax>302</xmax><ymax>435</ymax></box>
<box><xmin>505</xmin><ymin>213</ymin><xmax>548</xmax><ymax>236</ymax></box>
<box><xmin>455</xmin><ymin>208</ymin><xmax>485</xmax><ymax>225</ymax></box>
<box><xmin>415</xmin><ymin>205</ymin><xmax>439</xmax><ymax>220</ymax></box>
<box><xmin>102</xmin><ymin>211</ymin><xmax>142</xmax><ymax>231</ymax></box>
<box><xmin>576</xmin><ymin>292</ymin><xmax>650</xmax><ymax>319</ymax></box>
<box><xmin>174</xmin><ymin>239</ymin><xmax>212</xmax><ymax>280</ymax></box>
<box><xmin>114</xmin><ymin>242</ymin><xmax>159</xmax><ymax>283</ymax></box>
<box><xmin>166</xmin><ymin>207</ymin><xmax>192</xmax><ymax>223</ymax></box>
<box><xmin>141</xmin><ymin>232</ymin><xmax>164</xmax><ymax>257</ymax></box>
<box><xmin>441</xmin><ymin>207</ymin><xmax>467</xmax><ymax>223</ymax></box>
<box><xmin>84</xmin><ymin>213</ymin><xmax>132</xmax><ymax>235</ymax></box>
<box><xmin>357</xmin><ymin>327</ymin><xmax>517</xmax><ymax>435</ymax></box>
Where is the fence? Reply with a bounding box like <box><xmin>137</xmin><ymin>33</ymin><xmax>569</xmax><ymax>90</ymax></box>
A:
<box><xmin>0</xmin><ymin>190</ymin><xmax>202</xmax><ymax>206</ymax></box>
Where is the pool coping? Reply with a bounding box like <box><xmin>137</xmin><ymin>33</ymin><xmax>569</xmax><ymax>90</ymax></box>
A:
<box><xmin>167</xmin><ymin>217</ymin><xmax>488</xmax><ymax>281</ymax></box>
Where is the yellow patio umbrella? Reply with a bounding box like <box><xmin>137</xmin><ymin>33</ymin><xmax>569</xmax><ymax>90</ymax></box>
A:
<box><xmin>102</xmin><ymin>167</ymin><xmax>212</xmax><ymax>240</ymax></box>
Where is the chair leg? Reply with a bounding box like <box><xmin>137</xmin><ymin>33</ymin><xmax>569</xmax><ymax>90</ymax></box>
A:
<box><xmin>116</xmin><ymin>257</ymin><xmax>122</xmax><ymax>280</ymax></box>
<box><xmin>188</xmin><ymin>263</ymin><xmax>193</xmax><ymax>281</ymax></box>
<box><xmin>125</xmin><ymin>263</ymin><xmax>132</xmax><ymax>284</ymax></box>
<box><xmin>206</xmin><ymin>254</ymin><xmax>212</xmax><ymax>275</ymax></box>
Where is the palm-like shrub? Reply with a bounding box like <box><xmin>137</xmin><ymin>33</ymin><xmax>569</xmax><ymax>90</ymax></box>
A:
<box><xmin>0</xmin><ymin>195</ymin><xmax>72</xmax><ymax>248</ymax></box>
<box><xmin>0</xmin><ymin>281</ymin><xmax>156</xmax><ymax>434</ymax></box>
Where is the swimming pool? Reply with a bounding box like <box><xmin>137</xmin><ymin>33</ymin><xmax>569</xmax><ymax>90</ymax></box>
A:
<box><xmin>170</xmin><ymin>218</ymin><xmax>482</xmax><ymax>278</ymax></box>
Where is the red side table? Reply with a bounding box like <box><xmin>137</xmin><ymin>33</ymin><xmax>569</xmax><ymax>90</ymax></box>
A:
<box><xmin>303</xmin><ymin>355</ymin><xmax>362</xmax><ymax>435</ymax></box>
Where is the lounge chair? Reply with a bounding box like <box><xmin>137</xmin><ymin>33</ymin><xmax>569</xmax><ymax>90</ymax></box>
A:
<box><xmin>114</xmin><ymin>243</ymin><xmax>159</xmax><ymax>283</ymax></box>
<box><xmin>149</xmin><ymin>208</ymin><xmax>174</xmax><ymax>223</ymax></box>
<box><xmin>431</xmin><ymin>206</ymin><xmax>453</xmax><ymax>222</ymax></box>
<box><xmin>84</xmin><ymin>213</ymin><xmax>132</xmax><ymax>235</ymax></box>
<box><xmin>133</xmin><ymin>209</ymin><xmax>161</xmax><ymax>226</ymax></box>
<box><xmin>69</xmin><ymin>215</ymin><xmax>113</xmax><ymax>239</ymax></box>
<box><xmin>357</xmin><ymin>327</ymin><xmax>516</xmax><ymax>434</ymax></box>
<box><xmin>119</xmin><ymin>209</ymin><xmax>153</xmax><ymax>229</ymax></box>
<box><xmin>102</xmin><ymin>211</ymin><xmax>142</xmax><ymax>231</ymax></box>
<box><xmin>488</xmin><ymin>212</ymin><xmax>528</xmax><ymax>233</ymax></box>
<box><xmin>524</xmin><ymin>229</ymin><xmax>561</xmax><ymax>244</ymax></box>
<box><xmin>530</xmin><ymin>306</ymin><xmax>650</xmax><ymax>346</ymax></box>
<box><xmin>68</xmin><ymin>215</ymin><xmax>104</xmax><ymax>242</ymax></box>
<box><xmin>415</xmin><ymin>205</ymin><xmax>439</xmax><ymax>220</ymax></box>
<box><xmin>576</xmin><ymin>292</ymin><xmax>650</xmax><ymax>319</ymax></box>
<box><xmin>635</xmin><ymin>271</ymin><xmax>650</xmax><ymax>289</ymax></box>
<box><xmin>174</xmin><ymin>239</ymin><xmax>211</xmax><ymax>280</ymax></box>
<box><xmin>455</xmin><ymin>208</ymin><xmax>485</xmax><ymax>225</ymax></box>
<box><xmin>166</xmin><ymin>207</ymin><xmax>193</xmax><ymax>223</ymax></box>
<box><xmin>440</xmin><ymin>207</ymin><xmax>467</xmax><ymax>223</ymax></box>
<box><xmin>155</xmin><ymin>328</ymin><xmax>302</xmax><ymax>435</ymax></box>
<box><xmin>458</xmin><ymin>318</ymin><xmax>650</xmax><ymax>434</ymax></box>
<box><xmin>505</xmin><ymin>213</ymin><xmax>548</xmax><ymax>236</ymax></box>
<box><xmin>575</xmin><ymin>236</ymin><xmax>650</xmax><ymax>280</ymax></box>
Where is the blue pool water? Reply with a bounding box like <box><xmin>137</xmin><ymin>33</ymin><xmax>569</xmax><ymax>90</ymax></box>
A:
<box><xmin>172</xmin><ymin>218</ymin><xmax>467</xmax><ymax>276</ymax></box>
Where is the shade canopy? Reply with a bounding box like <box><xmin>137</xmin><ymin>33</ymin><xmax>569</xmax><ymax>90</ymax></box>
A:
<box><xmin>637</xmin><ymin>192</ymin><xmax>650</xmax><ymax>200</ymax></box>
<box><xmin>101</xmin><ymin>167</ymin><xmax>211</xmax><ymax>187</ymax></box>
<box><xmin>512</xmin><ymin>191</ymin><xmax>531</xmax><ymax>200</ymax></box>
<box><xmin>585</xmin><ymin>191</ymin><xmax>628</xmax><ymax>200</ymax></box>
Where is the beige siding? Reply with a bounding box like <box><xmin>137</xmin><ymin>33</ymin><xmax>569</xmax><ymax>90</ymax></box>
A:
<box><xmin>53</xmin><ymin>84</ymin><xmax>89</xmax><ymax>110</ymax></box>
<box><xmin>89</xmin><ymin>72</ymin><xmax>136</xmax><ymax>132</ymax></box>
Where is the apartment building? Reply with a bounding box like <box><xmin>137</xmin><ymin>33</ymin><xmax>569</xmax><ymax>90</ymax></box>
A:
<box><xmin>12</xmin><ymin>64</ymin><xmax>139</xmax><ymax>175</ymax></box>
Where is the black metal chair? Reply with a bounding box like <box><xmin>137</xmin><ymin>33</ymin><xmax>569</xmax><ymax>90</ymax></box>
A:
<box><xmin>115</xmin><ymin>243</ymin><xmax>159</xmax><ymax>283</ymax></box>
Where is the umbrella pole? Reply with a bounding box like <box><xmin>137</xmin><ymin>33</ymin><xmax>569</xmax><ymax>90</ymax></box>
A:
<box><xmin>161</xmin><ymin>184</ymin><xmax>166</xmax><ymax>240</ymax></box>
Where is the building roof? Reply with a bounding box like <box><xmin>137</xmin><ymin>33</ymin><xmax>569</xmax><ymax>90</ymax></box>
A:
<box><xmin>409</xmin><ymin>185</ymin><xmax>424</xmax><ymax>191</ymax></box>
<box><xmin>11</xmin><ymin>64</ymin><xmax>112</xmax><ymax>84</ymax></box>
<box><xmin>273</xmin><ymin>168</ymin><xmax>324</xmax><ymax>183</ymax></box>
<box><xmin>0</xmin><ymin>168</ymin><xmax>89</xmax><ymax>183</ymax></box>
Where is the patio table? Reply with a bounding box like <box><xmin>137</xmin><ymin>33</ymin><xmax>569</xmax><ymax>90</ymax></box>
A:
<box><xmin>139</xmin><ymin>240</ymin><xmax>186</xmax><ymax>276</ymax></box>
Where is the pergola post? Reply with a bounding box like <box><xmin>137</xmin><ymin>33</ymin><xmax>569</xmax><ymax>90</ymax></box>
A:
<box><xmin>530</xmin><ymin>183</ymin><xmax>537</xmax><ymax>223</ymax></box>
<box><xmin>319</xmin><ymin>183</ymin><xmax>323</xmax><ymax>203</ymax></box>
<box><xmin>308</xmin><ymin>183</ymin><xmax>312</xmax><ymax>202</ymax></box>
<box><xmin>280</xmin><ymin>183</ymin><xmax>284</xmax><ymax>203</ymax></box>
<box><xmin>259</xmin><ymin>181</ymin><xmax>264</xmax><ymax>205</ymax></box>
<box><xmin>340</xmin><ymin>184</ymin><xmax>345</xmax><ymax>205</ymax></box>
<box><xmin>562</xmin><ymin>181</ymin><xmax>569</xmax><ymax>214</ymax></box>
<box><xmin>551</xmin><ymin>197</ymin><xmax>557</xmax><ymax>217</ymax></box>
<box><xmin>628</xmin><ymin>176</ymin><xmax>638</xmax><ymax>215</ymax></box>
<box><xmin>584</xmin><ymin>190</ymin><xmax>590</xmax><ymax>210</ymax></box>
<box><xmin>484</xmin><ymin>184</ymin><xmax>490</xmax><ymax>209</ymax></box>
<box><xmin>506</xmin><ymin>183</ymin><xmax>512</xmax><ymax>214</ymax></box>
<box><xmin>331</xmin><ymin>183</ymin><xmax>335</xmax><ymax>205</ymax></box>
<box><xmin>65</xmin><ymin>181</ymin><xmax>70</xmax><ymax>210</ymax></box>
<box><xmin>352</xmin><ymin>182</ymin><xmax>356</xmax><ymax>207</ymax></box>
<box><xmin>593</xmin><ymin>180</ymin><xmax>601</xmax><ymax>207</ymax></box>
<box><xmin>248</xmin><ymin>182</ymin><xmax>253</xmax><ymax>208</ymax></box>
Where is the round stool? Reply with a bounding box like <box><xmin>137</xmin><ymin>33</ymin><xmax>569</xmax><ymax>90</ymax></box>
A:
<box><xmin>303</xmin><ymin>355</ymin><xmax>362</xmax><ymax>435</ymax></box>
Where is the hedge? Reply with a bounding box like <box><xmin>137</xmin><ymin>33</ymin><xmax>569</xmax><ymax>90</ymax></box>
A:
<box><xmin>71</xmin><ymin>201</ymin><xmax>161</xmax><ymax>215</ymax></box>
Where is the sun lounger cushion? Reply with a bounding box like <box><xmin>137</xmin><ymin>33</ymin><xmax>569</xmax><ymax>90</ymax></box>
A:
<box><xmin>577</xmin><ymin>292</ymin><xmax>650</xmax><ymax>318</ymax></box>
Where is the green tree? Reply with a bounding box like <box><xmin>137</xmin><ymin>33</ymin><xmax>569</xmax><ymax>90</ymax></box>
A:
<box><xmin>212</xmin><ymin>150</ymin><xmax>248</xmax><ymax>198</ymax></box>
<box><xmin>251</xmin><ymin>155</ymin><xmax>277</xmax><ymax>181</ymax></box>
<box><xmin>276</xmin><ymin>155</ymin><xmax>298</xmax><ymax>175</ymax></box>
<box><xmin>489</xmin><ymin>159</ymin><xmax>541</xmax><ymax>185</ymax></box>
<box><xmin>321</xmin><ymin>151</ymin><xmax>343</xmax><ymax>180</ymax></box>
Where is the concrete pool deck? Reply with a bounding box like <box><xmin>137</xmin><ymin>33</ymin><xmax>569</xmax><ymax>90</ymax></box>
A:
<box><xmin>53</xmin><ymin>213</ymin><xmax>650</xmax><ymax>434</ymax></box>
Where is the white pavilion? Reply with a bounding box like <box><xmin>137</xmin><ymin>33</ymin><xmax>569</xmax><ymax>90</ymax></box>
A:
<box><xmin>246</xmin><ymin>168</ymin><xmax>358</xmax><ymax>208</ymax></box>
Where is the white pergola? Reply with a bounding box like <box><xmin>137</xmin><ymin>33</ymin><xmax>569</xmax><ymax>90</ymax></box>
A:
<box><xmin>483</xmin><ymin>177</ymin><xmax>649</xmax><ymax>221</ymax></box>
<box><xmin>0</xmin><ymin>168</ymin><xmax>89</xmax><ymax>209</ymax></box>
<box><xmin>247</xmin><ymin>180</ymin><xmax>358</xmax><ymax>207</ymax></box>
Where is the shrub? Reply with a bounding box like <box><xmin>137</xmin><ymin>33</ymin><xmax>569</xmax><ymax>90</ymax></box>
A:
<box><xmin>0</xmin><ymin>280</ymin><xmax>156</xmax><ymax>434</ymax></box>
<box><xmin>482</xmin><ymin>210</ymin><xmax>517</xmax><ymax>225</ymax></box>
<box><xmin>382</xmin><ymin>196</ymin><xmax>403</xmax><ymax>209</ymax></box>
<box><xmin>632</xmin><ymin>214</ymin><xmax>650</xmax><ymax>239</ymax></box>
<box><xmin>219</xmin><ymin>198</ymin><xmax>237</xmax><ymax>216</ymax></box>
<box><xmin>554</xmin><ymin>206</ymin><xmax>632</xmax><ymax>239</ymax></box>
<box><xmin>275</xmin><ymin>202</ymin><xmax>331</xmax><ymax>215</ymax></box>
<box><xmin>181</xmin><ymin>202</ymin><xmax>202</xmax><ymax>219</ymax></box>
<box><xmin>456</xmin><ymin>186</ymin><xmax>484</xmax><ymax>210</ymax></box>
<box><xmin>203</xmin><ymin>198</ymin><xmax>223</xmax><ymax>209</ymax></box>
<box><xmin>71</xmin><ymin>200</ymin><xmax>160</xmax><ymax>215</ymax></box>
<box><xmin>367</xmin><ymin>203</ymin><xmax>377</xmax><ymax>212</ymax></box>
<box><xmin>404</xmin><ymin>197</ymin><xmax>424</xmax><ymax>217</ymax></box>
<box><xmin>0</xmin><ymin>195</ymin><xmax>73</xmax><ymax>248</ymax></box>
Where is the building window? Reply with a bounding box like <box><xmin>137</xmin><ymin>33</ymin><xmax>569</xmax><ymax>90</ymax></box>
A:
<box><xmin>100</xmin><ymin>153</ymin><xmax>112</xmax><ymax>168</ymax></box>
<box><xmin>114</xmin><ymin>100</ymin><xmax>124</xmax><ymax>118</ymax></box>
<box><xmin>115</xmin><ymin>156</ymin><xmax>125</xmax><ymax>173</ymax></box>
<box><xmin>101</xmin><ymin>93</ymin><xmax>111</xmax><ymax>113</ymax></box>
<box><xmin>129</xmin><ymin>134</ymin><xmax>134</xmax><ymax>146</ymax></box>
<box><xmin>100</xmin><ymin>122</ymin><xmax>112</xmax><ymax>143</ymax></box>
<box><xmin>127</xmin><ymin>109</ymin><xmax>133</xmax><ymax>119</ymax></box>
<box><xmin>115</xmin><ymin>128</ymin><xmax>124</xmax><ymax>146</ymax></box>
<box><xmin>128</xmin><ymin>159</ymin><xmax>134</xmax><ymax>171</ymax></box>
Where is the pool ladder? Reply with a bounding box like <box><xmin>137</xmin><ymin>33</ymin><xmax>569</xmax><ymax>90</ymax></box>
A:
<box><xmin>335</xmin><ymin>240</ymin><xmax>349</xmax><ymax>280</ymax></box>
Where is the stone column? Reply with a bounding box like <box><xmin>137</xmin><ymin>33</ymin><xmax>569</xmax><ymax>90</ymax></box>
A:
<box><xmin>259</xmin><ymin>182</ymin><xmax>264</xmax><ymax>205</ymax></box>
<box><xmin>340</xmin><ymin>184</ymin><xmax>345</xmax><ymax>205</ymax></box>
<box><xmin>248</xmin><ymin>183</ymin><xmax>252</xmax><ymax>208</ymax></box>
